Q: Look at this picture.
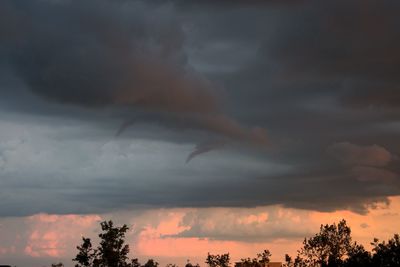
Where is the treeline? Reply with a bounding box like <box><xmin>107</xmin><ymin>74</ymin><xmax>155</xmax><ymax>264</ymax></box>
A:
<box><xmin>51</xmin><ymin>219</ymin><xmax>399</xmax><ymax>267</ymax></box>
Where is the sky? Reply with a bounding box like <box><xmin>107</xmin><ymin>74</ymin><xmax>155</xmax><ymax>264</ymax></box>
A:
<box><xmin>0</xmin><ymin>0</ymin><xmax>400</xmax><ymax>266</ymax></box>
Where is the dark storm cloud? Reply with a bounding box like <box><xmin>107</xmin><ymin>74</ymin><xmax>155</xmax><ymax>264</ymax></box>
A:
<box><xmin>0</xmin><ymin>0</ymin><xmax>212</xmax><ymax>110</ymax></box>
<box><xmin>0</xmin><ymin>0</ymin><xmax>268</xmax><ymax>149</ymax></box>
<box><xmin>196</xmin><ymin>0</ymin><xmax>400</xmax><ymax>120</ymax></box>
<box><xmin>182</xmin><ymin>0</ymin><xmax>400</xmax><ymax>212</ymax></box>
<box><xmin>261</xmin><ymin>0</ymin><xmax>400</xmax><ymax>109</ymax></box>
<box><xmin>327</xmin><ymin>142</ymin><xmax>393</xmax><ymax>167</ymax></box>
<box><xmin>0</xmin><ymin>0</ymin><xmax>400</xmax><ymax>217</ymax></box>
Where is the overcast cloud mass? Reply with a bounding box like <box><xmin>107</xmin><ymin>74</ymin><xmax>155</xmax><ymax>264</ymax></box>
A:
<box><xmin>1</xmin><ymin>0</ymin><xmax>400</xmax><ymax>221</ymax></box>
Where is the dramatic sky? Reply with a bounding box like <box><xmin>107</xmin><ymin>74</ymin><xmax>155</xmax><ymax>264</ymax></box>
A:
<box><xmin>1</xmin><ymin>0</ymin><xmax>400</xmax><ymax>266</ymax></box>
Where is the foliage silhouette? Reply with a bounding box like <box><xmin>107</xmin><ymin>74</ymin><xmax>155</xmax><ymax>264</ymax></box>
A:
<box><xmin>294</xmin><ymin>219</ymin><xmax>355</xmax><ymax>267</ymax></box>
<box><xmin>342</xmin><ymin>243</ymin><xmax>372</xmax><ymax>267</ymax></box>
<box><xmin>206</xmin><ymin>253</ymin><xmax>231</xmax><ymax>267</ymax></box>
<box><xmin>142</xmin><ymin>259</ymin><xmax>159</xmax><ymax>267</ymax></box>
<box><xmin>371</xmin><ymin>234</ymin><xmax>400</xmax><ymax>267</ymax></box>
<box><xmin>73</xmin><ymin>220</ymin><xmax>139</xmax><ymax>267</ymax></box>
<box><xmin>239</xmin><ymin>250</ymin><xmax>271</xmax><ymax>267</ymax></box>
<box><xmin>185</xmin><ymin>260</ymin><xmax>200</xmax><ymax>267</ymax></box>
<box><xmin>284</xmin><ymin>219</ymin><xmax>400</xmax><ymax>267</ymax></box>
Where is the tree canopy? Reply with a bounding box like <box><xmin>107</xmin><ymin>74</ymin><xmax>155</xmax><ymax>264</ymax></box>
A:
<box><xmin>371</xmin><ymin>234</ymin><xmax>400</xmax><ymax>267</ymax></box>
<box><xmin>295</xmin><ymin>219</ymin><xmax>354</xmax><ymax>267</ymax></box>
<box><xmin>73</xmin><ymin>220</ymin><xmax>149</xmax><ymax>267</ymax></box>
<box><xmin>205</xmin><ymin>253</ymin><xmax>230</xmax><ymax>267</ymax></box>
<box><xmin>239</xmin><ymin>250</ymin><xmax>271</xmax><ymax>267</ymax></box>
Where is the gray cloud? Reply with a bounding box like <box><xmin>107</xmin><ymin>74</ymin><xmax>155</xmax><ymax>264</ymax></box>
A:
<box><xmin>186</xmin><ymin>139</ymin><xmax>226</xmax><ymax>163</ymax></box>
<box><xmin>351</xmin><ymin>166</ymin><xmax>398</xmax><ymax>183</ymax></box>
<box><xmin>1</xmin><ymin>1</ymin><xmax>189</xmax><ymax>107</ymax></box>
<box><xmin>327</xmin><ymin>142</ymin><xmax>393</xmax><ymax>167</ymax></box>
<box><xmin>0</xmin><ymin>0</ymin><xmax>269</xmax><ymax>160</ymax></box>
<box><xmin>263</xmin><ymin>0</ymin><xmax>400</xmax><ymax>110</ymax></box>
<box><xmin>164</xmin><ymin>207</ymin><xmax>314</xmax><ymax>242</ymax></box>
<box><xmin>0</xmin><ymin>0</ymin><xmax>400</xmax><ymax>216</ymax></box>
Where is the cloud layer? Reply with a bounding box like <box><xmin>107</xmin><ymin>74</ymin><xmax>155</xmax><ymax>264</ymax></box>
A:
<box><xmin>0</xmin><ymin>0</ymin><xmax>400</xmax><ymax>217</ymax></box>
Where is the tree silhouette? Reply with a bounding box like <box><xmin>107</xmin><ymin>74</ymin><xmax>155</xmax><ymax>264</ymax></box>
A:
<box><xmin>73</xmin><ymin>220</ymin><xmax>135</xmax><ymax>267</ymax></box>
<box><xmin>281</xmin><ymin>219</ymin><xmax>400</xmax><ymax>267</ymax></box>
<box><xmin>239</xmin><ymin>250</ymin><xmax>271</xmax><ymax>267</ymax></box>
<box><xmin>131</xmin><ymin>258</ymin><xmax>141</xmax><ymax>267</ymax></box>
<box><xmin>142</xmin><ymin>259</ymin><xmax>159</xmax><ymax>267</ymax></box>
<box><xmin>74</xmin><ymin>237</ymin><xmax>96</xmax><ymax>267</ymax></box>
<box><xmin>206</xmin><ymin>253</ymin><xmax>231</xmax><ymax>267</ymax></box>
<box><xmin>185</xmin><ymin>260</ymin><xmax>200</xmax><ymax>267</ymax></box>
<box><xmin>343</xmin><ymin>243</ymin><xmax>372</xmax><ymax>267</ymax></box>
<box><xmin>295</xmin><ymin>219</ymin><xmax>355</xmax><ymax>267</ymax></box>
<box><xmin>98</xmin><ymin>221</ymin><xmax>131</xmax><ymax>267</ymax></box>
<box><xmin>371</xmin><ymin>234</ymin><xmax>400</xmax><ymax>266</ymax></box>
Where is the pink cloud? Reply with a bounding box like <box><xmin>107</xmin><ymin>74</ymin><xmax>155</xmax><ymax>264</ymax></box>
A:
<box><xmin>24</xmin><ymin>213</ymin><xmax>101</xmax><ymax>258</ymax></box>
<box><xmin>0</xmin><ymin>245</ymin><xmax>16</xmax><ymax>256</ymax></box>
